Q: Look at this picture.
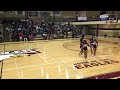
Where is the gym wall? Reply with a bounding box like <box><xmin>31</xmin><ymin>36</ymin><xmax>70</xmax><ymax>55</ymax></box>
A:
<box><xmin>89</xmin><ymin>24</ymin><xmax>120</xmax><ymax>37</ymax></box>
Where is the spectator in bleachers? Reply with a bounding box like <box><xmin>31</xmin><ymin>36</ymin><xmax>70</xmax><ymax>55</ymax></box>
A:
<box><xmin>2</xmin><ymin>18</ymin><xmax>80</xmax><ymax>42</ymax></box>
<box><xmin>18</xmin><ymin>31</ymin><xmax>23</xmax><ymax>41</ymax></box>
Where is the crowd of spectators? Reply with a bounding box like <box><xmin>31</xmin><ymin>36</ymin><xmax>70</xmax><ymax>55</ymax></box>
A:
<box><xmin>2</xmin><ymin>19</ymin><xmax>79</xmax><ymax>42</ymax></box>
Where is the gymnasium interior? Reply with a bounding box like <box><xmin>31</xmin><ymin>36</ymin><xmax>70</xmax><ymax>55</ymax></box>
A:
<box><xmin>0</xmin><ymin>11</ymin><xmax>120</xmax><ymax>79</ymax></box>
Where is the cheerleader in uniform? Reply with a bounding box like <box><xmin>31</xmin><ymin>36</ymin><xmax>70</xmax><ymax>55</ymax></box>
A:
<box><xmin>93</xmin><ymin>39</ymin><xmax>98</xmax><ymax>57</ymax></box>
<box><xmin>90</xmin><ymin>37</ymin><xmax>94</xmax><ymax>56</ymax></box>
<box><xmin>83</xmin><ymin>40</ymin><xmax>89</xmax><ymax>60</ymax></box>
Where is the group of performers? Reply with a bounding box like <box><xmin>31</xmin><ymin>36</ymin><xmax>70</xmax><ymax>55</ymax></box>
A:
<box><xmin>79</xmin><ymin>37</ymin><xmax>98</xmax><ymax>61</ymax></box>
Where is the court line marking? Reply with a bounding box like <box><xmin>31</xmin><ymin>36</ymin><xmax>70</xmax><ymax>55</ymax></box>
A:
<box><xmin>63</xmin><ymin>42</ymin><xmax>114</xmax><ymax>55</ymax></box>
<box><xmin>72</xmin><ymin>44</ymin><xmax>114</xmax><ymax>56</ymax></box>
<box><xmin>3</xmin><ymin>62</ymin><xmax>60</xmax><ymax>72</ymax></box>
<box><xmin>28</xmin><ymin>44</ymin><xmax>49</xmax><ymax>64</ymax></box>
<box><xmin>10</xmin><ymin>44</ymin><xmax>20</xmax><ymax>79</ymax></box>
<box><xmin>7</xmin><ymin>56</ymin><xmax>103</xmax><ymax>74</ymax></box>
<box><xmin>60</xmin><ymin>55</ymin><xmax>112</xmax><ymax>63</ymax></box>
<box><xmin>43</xmin><ymin>52</ymin><xmax>83</xmax><ymax>76</ymax></box>
<box><xmin>22</xmin><ymin>75</ymin><xmax>78</xmax><ymax>79</ymax></box>
<box><xmin>3</xmin><ymin>38</ymin><xmax>118</xmax><ymax>78</ymax></box>
<box><xmin>14</xmin><ymin>58</ymin><xmax>20</xmax><ymax>79</ymax></box>
<box><xmin>3</xmin><ymin>52</ymin><xmax>83</xmax><ymax>78</ymax></box>
<box><xmin>0</xmin><ymin>41</ymin><xmax>47</xmax><ymax>45</ymax></box>
<box><xmin>45</xmin><ymin>40</ymin><xmax>113</xmax><ymax>63</ymax></box>
<box><xmin>48</xmin><ymin>38</ymin><xmax>119</xmax><ymax>78</ymax></box>
<box><xmin>2</xmin><ymin>43</ymin><xmax>48</xmax><ymax>79</ymax></box>
<box><xmin>43</xmin><ymin>39</ymin><xmax>115</xmax><ymax>71</ymax></box>
<box><xmin>43</xmin><ymin>40</ymin><xmax>117</xmax><ymax>78</ymax></box>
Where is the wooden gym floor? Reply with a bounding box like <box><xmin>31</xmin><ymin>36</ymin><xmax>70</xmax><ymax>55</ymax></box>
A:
<box><xmin>0</xmin><ymin>36</ymin><xmax>120</xmax><ymax>79</ymax></box>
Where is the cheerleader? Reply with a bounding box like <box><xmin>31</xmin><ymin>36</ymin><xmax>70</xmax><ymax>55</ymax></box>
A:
<box><xmin>89</xmin><ymin>37</ymin><xmax>94</xmax><ymax>55</ymax></box>
<box><xmin>93</xmin><ymin>39</ymin><xmax>98</xmax><ymax>57</ymax></box>
<box><xmin>83</xmin><ymin>40</ymin><xmax>89</xmax><ymax>60</ymax></box>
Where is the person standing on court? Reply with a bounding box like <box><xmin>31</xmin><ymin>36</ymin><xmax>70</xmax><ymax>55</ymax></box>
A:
<box><xmin>89</xmin><ymin>37</ymin><xmax>94</xmax><ymax>56</ymax></box>
<box><xmin>79</xmin><ymin>38</ymin><xmax>84</xmax><ymax>56</ymax></box>
<box><xmin>83</xmin><ymin>40</ymin><xmax>89</xmax><ymax>61</ymax></box>
<box><xmin>92</xmin><ymin>39</ymin><xmax>98</xmax><ymax>57</ymax></box>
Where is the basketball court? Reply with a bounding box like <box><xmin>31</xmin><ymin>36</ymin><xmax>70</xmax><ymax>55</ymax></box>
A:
<box><xmin>0</xmin><ymin>35</ymin><xmax>120</xmax><ymax>79</ymax></box>
<box><xmin>0</xmin><ymin>12</ymin><xmax>120</xmax><ymax>79</ymax></box>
